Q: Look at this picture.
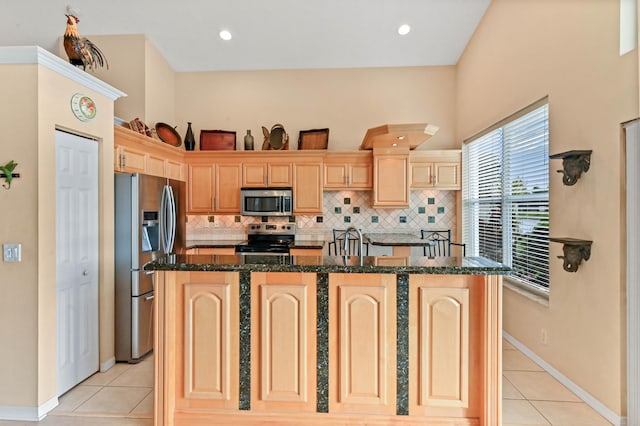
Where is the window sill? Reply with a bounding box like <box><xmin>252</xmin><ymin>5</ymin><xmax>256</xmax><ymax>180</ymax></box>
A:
<box><xmin>503</xmin><ymin>277</ymin><xmax>549</xmax><ymax>307</ymax></box>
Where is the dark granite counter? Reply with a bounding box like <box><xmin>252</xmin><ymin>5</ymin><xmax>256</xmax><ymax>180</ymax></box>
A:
<box><xmin>145</xmin><ymin>254</ymin><xmax>510</xmax><ymax>275</ymax></box>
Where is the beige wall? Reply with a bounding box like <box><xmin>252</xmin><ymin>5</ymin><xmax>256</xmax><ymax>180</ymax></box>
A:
<box><xmin>144</xmin><ymin>38</ymin><xmax>176</xmax><ymax>127</ymax></box>
<box><xmin>456</xmin><ymin>0</ymin><xmax>638</xmax><ymax>416</ymax></box>
<box><xmin>0</xmin><ymin>62</ymin><xmax>116</xmax><ymax>407</ymax></box>
<box><xmin>175</xmin><ymin>66</ymin><xmax>457</xmax><ymax>151</ymax></box>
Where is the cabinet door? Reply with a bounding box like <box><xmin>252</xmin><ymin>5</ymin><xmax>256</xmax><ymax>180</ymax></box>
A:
<box><xmin>146</xmin><ymin>153</ymin><xmax>165</xmax><ymax>177</ymax></box>
<box><xmin>120</xmin><ymin>146</ymin><xmax>146</xmax><ymax>174</ymax></box>
<box><xmin>349</xmin><ymin>162</ymin><xmax>373</xmax><ymax>189</ymax></box>
<box><xmin>215</xmin><ymin>163</ymin><xmax>242</xmax><ymax>213</ymax></box>
<box><xmin>268</xmin><ymin>162</ymin><xmax>293</xmax><ymax>187</ymax></box>
<box><xmin>410</xmin><ymin>162</ymin><xmax>434</xmax><ymax>188</ymax></box>
<box><xmin>409</xmin><ymin>275</ymin><xmax>476</xmax><ymax>418</ymax></box>
<box><xmin>373</xmin><ymin>154</ymin><xmax>409</xmax><ymax>207</ymax></box>
<box><xmin>188</xmin><ymin>164</ymin><xmax>215</xmax><ymax>213</ymax></box>
<box><xmin>251</xmin><ymin>272</ymin><xmax>317</xmax><ymax>412</ymax></box>
<box><xmin>293</xmin><ymin>163</ymin><xmax>322</xmax><ymax>214</ymax></box>
<box><xmin>329</xmin><ymin>273</ymin><xmax>396</xmax><ymax>415</ymax></box>
<box><xmin>433</xmin><ymin>162</ymin><xmax>461</xmax><ymax>189</ymax></box>
<box><xmin>175</xmin><ymin>272</ymin><xmax>240</xmax><ymax>410</ymax></box>
<box><xmin>324</xmin><ymin>163</ymin><xmax>348</xmax><ymax>188</ymax></box>
<box><xmin>243</xmin><ymin>163</ymin><xmax>267</xmax><ymax>187</ymax></box>
<box><xmin>166</xmin><ymin>159</ymin><xmax>185</xmax><ymax>181</ymax></box>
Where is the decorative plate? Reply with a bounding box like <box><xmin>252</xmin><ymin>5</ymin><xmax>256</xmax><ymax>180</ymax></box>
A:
<box><xmin>70</xmin><ymin>93</ymin><xmax>96</xmax><ymax>122</ymax></box>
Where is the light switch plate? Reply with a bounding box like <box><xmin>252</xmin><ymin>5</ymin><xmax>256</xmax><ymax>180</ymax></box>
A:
<box><xmin>3</xmin><ymin>244</ymin><xmax>21</xmax><ymax>262</ymax></box>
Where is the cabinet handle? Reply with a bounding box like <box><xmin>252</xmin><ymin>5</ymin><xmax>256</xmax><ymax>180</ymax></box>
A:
<box><xmin>122</xmin><ymin>154</ymin><xmax>126</xmax><ymax>168</ymax></box>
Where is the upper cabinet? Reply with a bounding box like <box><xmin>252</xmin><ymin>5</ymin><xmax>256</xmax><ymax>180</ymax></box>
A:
<box><xmin>187</xmin><ymin>157</ymin><xmax>242</xmax><ymax>214</ymax></box>
<box><xmin>409</xmin><ymin>150</ymin><xmax>461</xmax><ymax>190</ymax></box>
<box><xmin>242</xmin><ymin>161</ymin><xmax>293</xmax><ymax>187</ymax></box>
<box><xmin>293</xmin><ymin>159</ymin><xmax>323</xmax><ymax>214</ymax></box>
<box><xmin>372</xmin><ymin>146</ymin><xmax>410</xmax><ymax>208</ymax></box>
<box><xmin>323</xmin><ymin>152</ymin><xmax>372</xmax><ymax>190</ymax></box>
<box><xmin>114</xmin><ymin>126</ymin><xmax>186</xmax><ymax>181</ymax></box>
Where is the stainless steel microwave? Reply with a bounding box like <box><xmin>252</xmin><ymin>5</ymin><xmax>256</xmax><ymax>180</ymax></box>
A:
<box><xmin>240</xmin><ymin>187</ymin><xmax>293</xmax><ymax>216</ymax></box>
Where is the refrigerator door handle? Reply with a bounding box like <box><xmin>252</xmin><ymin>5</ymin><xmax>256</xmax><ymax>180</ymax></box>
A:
<box><xmin>160</xmin><ymin>184</ymin><xmax>168</xmax><ymax>254</ymax></box>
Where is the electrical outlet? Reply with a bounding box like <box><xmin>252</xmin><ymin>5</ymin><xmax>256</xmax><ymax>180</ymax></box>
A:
<box><xmin>3</xmin><ymin>243</ymin><xmax>21</xmax><ymax>262</ymax></box>
<box><xmin>540</xmin><ymin>328</ymin><xmax>548</xmax><ymax>345</ymax></box>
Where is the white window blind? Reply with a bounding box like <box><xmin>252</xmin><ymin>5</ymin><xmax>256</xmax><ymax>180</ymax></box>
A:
<box><xmin>463</xmin><ymin>103</ymin><xmax>549</xmax><ymax>290</ymax></box>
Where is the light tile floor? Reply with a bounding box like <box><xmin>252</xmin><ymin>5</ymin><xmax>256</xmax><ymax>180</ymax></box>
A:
<box><xmin>0</xmin><ymin>340</ymin><xmax>615</xmax><ymax>425</ymax></box>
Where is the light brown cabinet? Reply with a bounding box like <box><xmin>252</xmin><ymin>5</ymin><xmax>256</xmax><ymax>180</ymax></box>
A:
<box><xmin>293</xmin><ymin>161</ymin><xmax>323</xmax><ymax>214</ymax></box>
<box><xmin>329</xmin><ymin>273</ymin><xmax>397</xmax><ymax>415</ymax></box>
<box><xmin>323</xmin><ymin>153</ymin><xmax>372</xmax><ymax>190</ymax></box>
<box><xmin>251</xmin><ymin>272</ymin><xmax>317</xmax><ymax>412</ymax></box>
<box><xmin>242</xmin><ymin>161</ymin><xmax>293</xmax><ymax>187</ymax></box>
<box><xmin>114</xmin><ymin>126</ymin><xmax>186</xmax><ymax>181</ymax></box>
<box><xmin>372</xmin><ymin>147</ymin><xmax>410</xmax><ymax>207</ymax></box>
<box><xmin>188</xmin><ymin>162</ymin><xmax>242</xmax><ymax>214</ymax></box>
<box><xmin>410</xmin><ymin>151</ymin><xmax>462</xmax><ymax>190</ymax></box>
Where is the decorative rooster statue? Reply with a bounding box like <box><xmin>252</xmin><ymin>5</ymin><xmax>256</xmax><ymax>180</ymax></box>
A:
<box><xmin>63</xmin><ymin>13</ymin><xmax>108</xmax><ymax>72</ymax></box>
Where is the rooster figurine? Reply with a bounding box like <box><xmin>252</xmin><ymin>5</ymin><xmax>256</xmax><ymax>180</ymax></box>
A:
<box><xmin>63</xmin><ymin>14</ymin><xmax>108</xmax><ymax>72</ymax></box>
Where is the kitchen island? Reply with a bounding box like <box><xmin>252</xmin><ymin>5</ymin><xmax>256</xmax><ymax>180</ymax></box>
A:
<box><xmin>147</xmin><ymin>254</ymin><xmax>509</xmax><ymax>426</ymax></box>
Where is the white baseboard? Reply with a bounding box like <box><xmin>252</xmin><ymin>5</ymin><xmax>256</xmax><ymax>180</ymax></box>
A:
<box><xmin>100</xmin><ymin>356</ymin><xmax>116</xmax><ymax>372</ymax></box>
<box><xmin>0</xmin><ymin>395</ymin><xmax>58</xmax><ymax>421</ymax></box>
<box><xmin>503</xmin><ymin>331</ymin><xmax>627</xmax><ymax>426</ymax></box>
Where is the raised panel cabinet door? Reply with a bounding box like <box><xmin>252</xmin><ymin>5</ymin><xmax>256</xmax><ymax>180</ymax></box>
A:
<box><xmin>146</xmin><ymin>153</ymin><xmax>165</xmax><ymax>177</ymax></box>
<box><xmin>268</xmin><ymin>162</ymin><xmax>293</xmax><ymax>187</ymax></box>
<box><xmin>410</xmin><ymin>162</ymin><xmax>434</xmax><ymax>188</ymax></box>
<box><xmin>433</xmin><ymin>162</ymin><xmax>461</xmax><ymax>189</ymax></box>
<box><xmin>251</xmin><ymin>272</ymin><xmax>317</xmax><ymax>412</ymax></box>
<box><xmin>166</xmin><ymin>159</ymin><xmax>185</xmax><ymax>181</ymax></box>
<box><xmin>120</xmin><ymin>146</ymin><xmax>146</xmax><ymax>173</ymax></box>
<box><xmin>349</xmin><ymin>162</ymin><xmax>373</xmax><ymax>189</ymax></box>
<box><xmin>188</xmin><ymin>164</ymin><xmax>215</xmax><ymax>213</ymax></box>
<box><xmin>293</xmin><ymin>163</ymin><xmax>322</xmax><ymax>213</ymax></box>
<box><xmin>242</xmin><ymin>163</ymin><xmax>268</xmax><ymax>187</ymax></box>
<box><xmin>329</xmin><ymin>273</ymin><xmax>397</xmax><ymax>415</ymax></box>
<box><xmin>409</xmin><ymin>275</ymin><xmax>474</xmax><ymax>418</ymax></box>
<box><xmin>215</xmin><ymin>163</ymin><xmax>242</xmax><ymax>213</ymax></box>
<box><xmin>373</xmin><ymin>155</ymin><xmax>409</xmax><ymax>207</ymax></box>
<box><xmin>176</xmin><ymin>272</ymin><xmax>240</xmax><ymax>410</ymax></box>
<box><xmin>324</xmin><ymin>163</ymin><xmax>348</xmax><ymax>188</ymax></box>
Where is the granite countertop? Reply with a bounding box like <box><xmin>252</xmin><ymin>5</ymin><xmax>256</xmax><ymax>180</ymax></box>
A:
<box><xmin>145</xmin><ymin>254</ymin><xmax>510</xmax><ymax>275</ymax></box>
<box><xmin>187</xmin><ymin>239</ymin><xmax>325</xmax><ymax>250</ymax></box>
<box><xmin>364</xmin><ymin>233</ymin><xmax>433</xmax><ymax>247</ymax></box>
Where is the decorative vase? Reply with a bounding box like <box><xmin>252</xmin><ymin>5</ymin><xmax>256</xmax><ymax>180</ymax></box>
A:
<box><xmin>184</xmin><ymin>122</ymin><xmax>195</xmax><ymax>151</ymax></box>
<box><xmin>244</xmin><ymin>129</ymin><xmax>254</xmax><ymax>150</ymax></box>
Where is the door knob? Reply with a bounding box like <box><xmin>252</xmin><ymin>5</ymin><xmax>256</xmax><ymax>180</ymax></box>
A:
<box><xmin>82</xmin><ymin>270</ymin><xmax>89</xmax><ymax>276</ymax></box>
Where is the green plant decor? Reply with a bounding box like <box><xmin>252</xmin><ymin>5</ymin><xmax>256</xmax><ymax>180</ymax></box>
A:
<box><xmin>0</xmin><ymin>160</ymin><xmax>18</xmax><ymax>189</ymax></box>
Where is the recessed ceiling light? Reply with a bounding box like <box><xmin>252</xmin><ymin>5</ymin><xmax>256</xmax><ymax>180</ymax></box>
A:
<box><xmin>398</xmin><ymin>24</ymin><xmax>411</xmax><ymax>36</ymax></box>
<box><xmin>219</xmin><ymin>30</ymin><xmax>232</xmax><ymax>41</ymax></box>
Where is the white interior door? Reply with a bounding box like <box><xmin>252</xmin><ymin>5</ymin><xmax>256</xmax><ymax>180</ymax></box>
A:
<box><xmin>56</xmin><ymin>130</ymin><xmax>99</xmax><ymax>396</ymax></box>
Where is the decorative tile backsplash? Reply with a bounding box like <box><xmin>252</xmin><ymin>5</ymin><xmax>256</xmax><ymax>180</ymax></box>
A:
<box><xmin>187</xmin><ymin>190</ymin><xmax>457</xmax><ymax>243</ymax></box>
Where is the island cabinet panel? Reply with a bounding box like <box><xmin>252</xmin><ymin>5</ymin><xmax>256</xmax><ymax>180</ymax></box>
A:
<box><xmin>251</xmin><ymin>272</ymin><xmax>317</xmax><ymax>412</ymax></box>
<box><xmin>164</xmin><ymin>271</ymin><xmax>240</xmax><ymax>412</ymax></box>
<box><xmin>408</xmin><ymin>275</ymin><xmax>482</xmax><ymax>420</ymax></box>
<box><xmin>329</xmin><ymin>273</ymin><xmax>397</xmax><ymax>415</ymax></box>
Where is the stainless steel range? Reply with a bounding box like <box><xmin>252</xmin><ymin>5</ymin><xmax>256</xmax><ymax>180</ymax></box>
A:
<box><xmin>235</xmin><ymin>223</ymin><xmax>295</xmax><ymax>255</ymax></box>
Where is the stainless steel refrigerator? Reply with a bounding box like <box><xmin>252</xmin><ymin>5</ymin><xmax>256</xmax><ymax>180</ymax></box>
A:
<box><xmin>114</xmin><ymin>173</ymin><xmax>185</xmax><ymax>363</ymax></box>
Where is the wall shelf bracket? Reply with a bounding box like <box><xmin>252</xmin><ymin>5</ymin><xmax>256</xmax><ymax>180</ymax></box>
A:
<box><xmin>549</xmin><ymin>150</ymin><xmax>592</xmax><ymax>186</ymax></box>
<box><xmin>549</xmin><ymin>237</ymin><xmax>592</xmax><ymax>272</ymax></box>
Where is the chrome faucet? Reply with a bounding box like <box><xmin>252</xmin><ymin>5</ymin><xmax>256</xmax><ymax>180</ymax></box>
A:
<box><xmin>343</xmin><ymin>226</ymin><xmax>364</xmax><ymax>257</ymax></box>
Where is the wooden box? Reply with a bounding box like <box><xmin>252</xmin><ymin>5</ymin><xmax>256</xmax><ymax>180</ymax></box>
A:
<box><xmin>200</xmin><ymin>130</ymin><xmax>236</xmax><ymax>150</ymax></box>
<box><xmin>298</xmin><ymin>128</ymin><xmax>329</xmax><ymax>150</ymax></box>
